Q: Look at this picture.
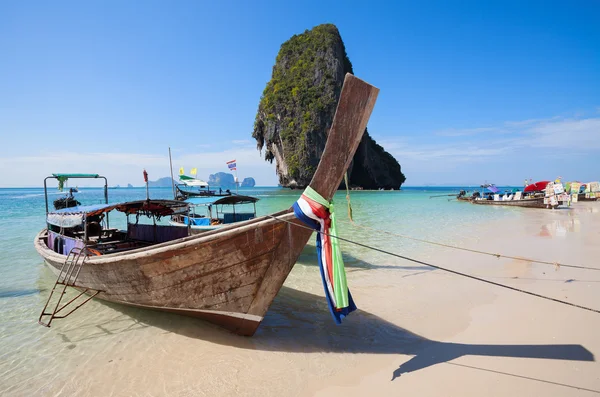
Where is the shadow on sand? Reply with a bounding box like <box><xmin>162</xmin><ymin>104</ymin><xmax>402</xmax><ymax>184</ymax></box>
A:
<box><xmin>298</xmin><ymin>244</ymin><xmax>434</xmax><ymax>273</ymax></box>
<box><xmin>94</xmin><ymin>286</ymin><xmax>594</xmax><ymax>387</ymax></box>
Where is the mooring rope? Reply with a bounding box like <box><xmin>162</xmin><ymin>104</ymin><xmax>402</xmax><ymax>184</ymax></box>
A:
<box><xmin>264</xmin><ymin>213</ymin><xmax>600</xmax><ymax>315</ymax></box>
<box><xmin>335</xmin><ymin>219</ymin><xmax>600</xmax><ymax>272</ymax></box>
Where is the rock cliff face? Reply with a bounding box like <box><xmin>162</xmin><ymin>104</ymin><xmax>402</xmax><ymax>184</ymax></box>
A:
<box><xmin>252</xmin><ymin>24</ymin><xmax>405</xmax><ymax>189</ymax></box>
<box><xmin>148</xmin><ymin>177</ymin><xmax>175</xmax><ymax>188</ymax></box>
<box><xmin>208</xmin><ymin>172</ymin><xmax>236</xmax><ymax>188</ymax></box>
<box><xmin>241</xmin><ymin>177</ymin><xmax>256</xmax><ymax>187</ymax></box>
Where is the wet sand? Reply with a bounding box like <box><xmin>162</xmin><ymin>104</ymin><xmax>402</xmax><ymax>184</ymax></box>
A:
<box><xmin>3</xmin><ymin>203</ymin><xmax>600</xmax><ymax>396</ymax></box>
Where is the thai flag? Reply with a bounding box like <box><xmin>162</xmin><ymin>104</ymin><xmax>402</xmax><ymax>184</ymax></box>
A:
<box><xmin>226</xmin><ymin>159</ymin><xmax>236</xmax><ymax>170</ymax></box>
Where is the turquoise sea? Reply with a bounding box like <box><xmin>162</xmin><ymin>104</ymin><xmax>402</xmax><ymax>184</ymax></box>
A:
<box><xmin>0</xmin><ymin>185</ymin><xmax>521</xmax><ymax>394</ymax></box>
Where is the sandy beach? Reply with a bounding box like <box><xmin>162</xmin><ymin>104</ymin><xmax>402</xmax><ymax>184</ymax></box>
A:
<box><xmin>2</xmin><ymin>199</ymin><xmax>598</xmax><ymax>396</ymax></box>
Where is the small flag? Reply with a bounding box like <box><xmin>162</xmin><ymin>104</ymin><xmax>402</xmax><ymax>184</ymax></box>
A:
<box><xmin>179</xmin><ymin>167</ymin><xmax>184</xmax><ymax>175</ymax></box>
<box><xmin>226</xmin><ymin>159</ymin><xmax>237</xmax><ymax>170</ymax></box>
<box><xmin>143</xmin><ymin>169</ymin><xmax>148</xmax><ymax>183</ymax></box>
<box><xmin>190</xmin><ymin>168</ymin><xmax>197</xmax><ymax>176</ymax></box>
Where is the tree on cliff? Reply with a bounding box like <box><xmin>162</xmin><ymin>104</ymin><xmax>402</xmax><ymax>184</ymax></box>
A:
<box><xmin>252</xmin><ymin>24</ymin><xmax>406</xmax><ymax>189</ymax></box>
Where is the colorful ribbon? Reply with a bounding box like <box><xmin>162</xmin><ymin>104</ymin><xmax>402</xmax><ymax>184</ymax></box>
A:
<box><xmin>293</xmin><ymin>186</ymin><xmax>356</xmax><ymax>324</ymax></box>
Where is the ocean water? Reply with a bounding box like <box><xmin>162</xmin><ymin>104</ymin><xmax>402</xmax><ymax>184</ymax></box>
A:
<box><xmin>0</xmin><ymin>185</ymin><xmax>521</xmax><ymax>395</ymax></box>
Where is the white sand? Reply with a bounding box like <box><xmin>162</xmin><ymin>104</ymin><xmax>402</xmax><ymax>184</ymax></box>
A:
<box><xmin>3</xmin><ymin>203</ymin><xmax>600</xmax><ymax>396</ymax></box>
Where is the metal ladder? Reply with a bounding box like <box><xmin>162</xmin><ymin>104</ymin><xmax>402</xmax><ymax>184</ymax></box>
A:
<box><xmin>38</xmin><ymin>247</ymin><xmax>102</xmax><ymax>327</ymax></box>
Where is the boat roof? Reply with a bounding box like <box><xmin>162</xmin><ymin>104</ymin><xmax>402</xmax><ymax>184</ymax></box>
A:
<box><xmin>114</xmin><ymin>200</ymin><xmax>189</xmax><ymax>216</ymax></box>
<box><xmin>186</xmin><ymin>195</ymin><xmax>259</xmax><ymax>206</ymax></box>
<box><xmin>51</xmin><ymin>173</ymin><xmax>101</xmax><ymax>179</ymax></box>
<box><xmin>50</xmin><ymin>203</ymin><xmax>117</xmax><ymax>216</ymax></box>
<box><xmin>47</xmin><ymin>200</ymin><xmax>190</xmax><ymax>227</ymax></box>
<box><xmin>213</xmin><ymin>195</ymin><xmax>259</xmax><ymax>205</ymax></box>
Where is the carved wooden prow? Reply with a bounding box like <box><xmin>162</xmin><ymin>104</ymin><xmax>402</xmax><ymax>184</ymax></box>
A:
<box><xmin>308</xmin><ymin>73</ymin><xmax>380</xmax><ymax>201</ymax></box>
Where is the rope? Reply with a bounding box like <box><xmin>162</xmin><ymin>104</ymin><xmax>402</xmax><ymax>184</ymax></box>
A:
<box><xmin>336</xmin><ymin>219</ymin><xmax>600</xmax><ymax>272</ymax></box>
<box><xmin>343</xmin><ymin>173</ymin><xmax>354</xmax><ymax>223</ymax></box>
<box><xmin>264</xmin><ymin>213</ymin><xmax>600</xmax><ymax>315</ymax></box>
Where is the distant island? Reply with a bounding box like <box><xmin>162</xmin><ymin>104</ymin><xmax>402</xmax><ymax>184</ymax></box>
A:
<box><xmin>148</xmin><ymin>177</ymin><xmax>175</xmax><ymax>188</ymax></box>
<box><xmin>128</xmin><ymin>174</ymin><xmax>256</xmax><ymax>189</ymax></box>
<box><xmin>208</xmin><ymin>173</ymin><xmax>255</xmax><ymax>188</ymax></box>
<box><xmin>241</xmin><ymin>177</ymin><xmax>256</xmax><ymax>187</ymax></box>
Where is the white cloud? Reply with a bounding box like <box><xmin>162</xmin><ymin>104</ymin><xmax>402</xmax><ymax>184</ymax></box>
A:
<box><xmin>524</xmin><ymin>118</ymin><xmax>600</xmax><ymax>149</ymax></box>
<box><xmin>231</xmin><ymin>139</ymin><xmax>255</xmax><ymax>146</ymax></box>
<box><xmin>382</xmin><ymin>114</ymin><xmax>600</xmax><ymax>184</ymax></box>
<box><xmin>0</xmin><ymin>148</ymin><xmax>277</xmax><ymax>187</ymax></box>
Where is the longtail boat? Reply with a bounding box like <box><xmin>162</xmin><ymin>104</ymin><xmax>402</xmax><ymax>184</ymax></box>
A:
<box><xmin>465</xmin><ymin>182</ymin><xmax>560</xmax><ymax>209</ymax></box>
<box><xmin>471</xmin><ymin>195</ymin><xmax>552</xmax><ymax>208</ymax></box>
<box><xmin>34</xmin><ymin>73</ymin><xmax>379</xmax><ymax>336</ymax></box>
<box><xmin>168</xmin><ymin>195</ymin><xmax>259</xmax><ymax>232</ymax></box>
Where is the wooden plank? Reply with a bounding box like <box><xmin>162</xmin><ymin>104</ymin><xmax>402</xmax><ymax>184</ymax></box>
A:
<box><xmin>310</xmin><ymin>73</ymin><xmax>380</xmax><ymax>201</ymax></box>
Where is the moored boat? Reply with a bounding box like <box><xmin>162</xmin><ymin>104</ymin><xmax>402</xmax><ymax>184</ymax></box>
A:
<box><xmin>34</xmin><ymin>73</ymin><xmax>379</xmax><ymax>336</ymax></box>
<box><xmin>169</xmin><ymin>195</ymin><xmax>259</xmax><ymax>232</ymax></box>
<box><xmin>471</xmin><ymin>181</ymin><xmax>561</xmax><ymax>209</ymax></box>
<box><xmin>175</xmin><ymin>175</ymin><xmax>232</xmax><ymax>200</ymax></box>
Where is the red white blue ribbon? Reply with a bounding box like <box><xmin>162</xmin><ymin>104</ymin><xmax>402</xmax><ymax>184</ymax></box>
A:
<box><xmin>293</xmin><ymin>186</ymin><xmax>356</xmax><ymax>324</ymax></box>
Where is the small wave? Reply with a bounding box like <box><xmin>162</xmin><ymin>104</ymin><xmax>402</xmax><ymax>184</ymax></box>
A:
<box><xmin>10</xmin><ymin>192</ymin><xmax>66</xmax><ymax>199</ymax></box>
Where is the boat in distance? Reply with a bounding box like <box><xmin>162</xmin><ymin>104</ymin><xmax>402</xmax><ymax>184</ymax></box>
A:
<box><xmin>34</xmin><ymin>73</ymin><xmax>379</xmax><ymax>336</ymax></box>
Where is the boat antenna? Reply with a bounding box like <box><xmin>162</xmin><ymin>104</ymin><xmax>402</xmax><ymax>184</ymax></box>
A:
<box><xmin>168</xmin><ymin>147</ymin><xmax>176</xmax><ymax>199</ymax></box>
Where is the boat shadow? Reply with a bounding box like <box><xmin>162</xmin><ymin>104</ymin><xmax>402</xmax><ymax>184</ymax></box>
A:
<box><xmin>104</xmin><ymin>286</ymin><xmax>594</xmax><ymax>380</ymax></box>
<box><xmin>298</xmin><ymin>244</ymin><xmax>433</xmax><ymax>272</ymax></box>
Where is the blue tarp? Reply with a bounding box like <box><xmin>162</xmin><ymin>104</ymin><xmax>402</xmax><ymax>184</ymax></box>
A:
<box><xmin>183</xmin><ymin>216</ymin><xmax>211</xmax><ymax>226</ymax></box>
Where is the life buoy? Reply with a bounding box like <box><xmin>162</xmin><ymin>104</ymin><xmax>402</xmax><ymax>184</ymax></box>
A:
<box><xmin>87</xmin><ymin>248</ymin><xmax>102</xmax><ymax>256</ymax></box>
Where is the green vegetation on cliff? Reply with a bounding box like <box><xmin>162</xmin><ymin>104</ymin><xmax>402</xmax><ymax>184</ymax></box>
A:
<box><xmin>253</xmin><ymin>24</ymin><xmax>405</xmax><ymax>189</ymax></box>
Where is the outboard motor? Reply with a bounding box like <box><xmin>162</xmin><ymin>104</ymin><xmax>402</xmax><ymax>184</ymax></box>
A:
<box><xmin>53</xmin><ymin>188</ymin><xmax>81</xmax><ymax>210</ymax></box>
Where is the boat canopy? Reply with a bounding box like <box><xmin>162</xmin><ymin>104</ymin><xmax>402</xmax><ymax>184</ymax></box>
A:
<box><xmin>51</xmin><ymin>173</ymin><xmax>101</xmax><ymax>179</ymax></box>
<box><xmin>524</xmin><ymin>181</ymin><xmax>550</xmax><ymax>192</ymax></box>
<box><xmin>179</xmin><ymin>175</ymin><xmax>209</xmax><ymax>187</ymax></box>
<box><xmin>213</xmin><ymin>195</ymin><xmax>259</xmax><ymax>205</ymax></box>
<box><xmin>46</xmin><ymin>200</ymin><xmax>189</xmax><ymax>227</ymax></box>
<box><xmin>47</xmin><ymin>203</ymin><xmax>118</xmax><ymax>227</ymax></box>
<box><xmin>186</xmin><ymin>195</ymin><xmax>259</xmax><ymax>207</ymax></box>
<box><xmin>115</xmin><ymin>200</ymin><xmax>189</xmax><ymax>217</ymax></box>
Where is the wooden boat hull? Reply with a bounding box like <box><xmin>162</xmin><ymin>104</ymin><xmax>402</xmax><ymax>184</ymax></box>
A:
<box><xmin>471</xmin><ymin>197</ymin><xmax>556</xmax><ymax>209</ymax></box>
<box><xmin>168</xmin><ymin>219</ymin><xmax>220</xmax><ymax>231</ymax></box>
<box><xmin>35</xmin><ymin>210</ymin><xmax>311</xmax><ymax>336</ymax></box>
<box><xmin>577</xmin><ymin>193</ymin><xmax>598</xmax><ymax>202</ymax></box>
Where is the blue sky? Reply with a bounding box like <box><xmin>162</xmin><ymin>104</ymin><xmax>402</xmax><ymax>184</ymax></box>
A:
<box><xmin>1</xmin><ymin>1</ymin><xmax>599</xmax><ymax>187</ymax></box>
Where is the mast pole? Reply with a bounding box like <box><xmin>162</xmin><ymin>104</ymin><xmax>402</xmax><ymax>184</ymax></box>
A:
<box><xmin>235</xmin><ymin>168</ymin><xmax>239</xmax><ymax>194</ymax></box>
<box><xmin>168</xmin><ymin>147</ymin><xmax>176</xmax><ymax>199</ymax></box>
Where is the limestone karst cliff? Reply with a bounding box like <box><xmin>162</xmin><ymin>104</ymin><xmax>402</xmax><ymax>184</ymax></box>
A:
<box><xmin>252</xmin><ymin>24</ymin><xmax>405</xmax><ymax>189</ymax></box>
